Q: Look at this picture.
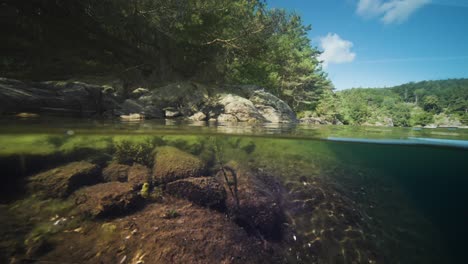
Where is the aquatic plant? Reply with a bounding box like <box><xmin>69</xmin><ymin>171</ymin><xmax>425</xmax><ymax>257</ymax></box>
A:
<box><xmin>162</xmin><ymin>135</ymin><xmax>205</xmax><ymax>155</ymax></box>
<box><xmin>0</xmin><ymin>135</ymin><xmax>58</xmax><ymax>156</ymax></box>
<box><xmin>140</xmin><ymin>182</ymin><xmax>150</xmax><ymax>199</ymax></box>
<box><xmin>149</xmin><ymin>187</ymin><xmax>164</xmax><ymax>202</ymax></box>
<box><xmin>113</xmin><ymin>136</ymin><xmax>160</xmax><ymax>166</ymax></box>
<box><xmin>164</xmin><ymin>209</ymin><xmax>180</xmax><ymax>219</ymax></box>
<box><xmin>211</xmin><ymin>137</ymin><xmax>240</xmax><ymax>211</ymax></box>
<box><xmin>59</xmin><ymin>136</ymin><xmax>112</xmax><ymax>154</ymax></box>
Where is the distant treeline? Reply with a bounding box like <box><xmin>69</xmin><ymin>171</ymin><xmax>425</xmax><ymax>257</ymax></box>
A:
<box><xmin>1</xmin><ymin>0</ymin><xmax>332</xmax><ymax>112</ymax></box>
<box><xmin>312</xmin><ymin>79</ymin><xmax>468</xmax><ymax>126</ymax></box>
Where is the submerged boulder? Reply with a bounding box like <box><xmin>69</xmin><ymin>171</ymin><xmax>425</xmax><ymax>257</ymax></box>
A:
<box><xmin>217</xmin><ymin>163</ymin><xmax>286</xmax><ymax>240</ymax></box>
<box><xmin>166</xmin><ymin>177</ymin><xmax>226</xmax><ymax>210</ymax></box>
<box><xmin>153</xmin><ymin>146</ymin><xmax>205</xmax><ymax>184</ymax></box>
<box><xmin>127</xmin><ymin>163</ymin><xmax>151</xmax><ymax>190</ymax></box>
<box><xmin>27</xmin><ymin>161</ymin><xmax>100</xmax><ymax>198</ymax></box>
<box><xmin>75</xmin><ymin>182</ymin><xmax>142</xmax><ymax>218</ymax></box>
<box><xmin>102</xmin><ymin>163</ymin><xmax>130</xmax><ymax>182</ymax></box>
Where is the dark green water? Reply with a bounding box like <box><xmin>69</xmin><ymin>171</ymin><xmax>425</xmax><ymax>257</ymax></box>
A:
<box><xmin>0</xmin><ymin>118</ymin><xmax>467</xmax><ymax>263</ymax></box>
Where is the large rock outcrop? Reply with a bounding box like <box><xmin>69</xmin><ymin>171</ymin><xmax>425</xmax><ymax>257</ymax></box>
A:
<box><xmin>0</xmin><ymin>78</ymin><xmax>120</xmax><ymax>116</ymax></box>
<box><xmin>249</xmin><ymin>90</ymin><xmax>296</xmax><ymax>123</ymax></box>
<box><xmin>1</xmin><ymin>78</ymin><xmax>297</xmax><ymax>123</ymax></box>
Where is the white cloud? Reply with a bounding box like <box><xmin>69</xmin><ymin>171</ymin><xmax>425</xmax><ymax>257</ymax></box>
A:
<box><xmin>318</xmin><ymin>33</ymin><xmax>356</xmax><ymax>68</ymax></box>
<box><xmin>357</xmin><ymin>0</ymin><xmax>430</xmax><ymax>24</ymax></box>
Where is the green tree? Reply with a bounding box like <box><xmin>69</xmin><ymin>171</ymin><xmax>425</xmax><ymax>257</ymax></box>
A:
<box><xmin>422</xmin><ymin>95</ymin><xmax>441</xmax><ymax>113</ymax></box>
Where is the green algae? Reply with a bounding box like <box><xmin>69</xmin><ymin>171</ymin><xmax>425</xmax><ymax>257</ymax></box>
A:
<box><xmin>140</xmin><ymin>182</ymin><xmax>150</xmax><ymax>199</ymax></box>
<box><xmin>0</xmin><ymin>135</ymin><xmax>58</xmax><ymax>156</ymax></box>
<box><xmin>162</xmin><ymin>135</ymin><xmax>205</xmax><ymax>155</ymax></box>
<box><xmin>112</xmin><ymin>136</ymin><xmax>162</xmax><ymax>166</ymax></box>
<box><xmin>59</xmin><ymin>136</ymin><xmax>113</xmax><ymax>154</ymax></box>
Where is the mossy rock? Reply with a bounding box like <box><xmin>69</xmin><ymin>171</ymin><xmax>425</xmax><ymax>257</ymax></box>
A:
<box><xmin>153</xmin><ymin>146</ymin><xmax>205</xmax><ymax>185</ymax></box>
<box><xmin>166</xmin><ymin>177</ymin><xmax>226</xmax><ymax>210</ymax></box>
<box><xmin>75</xmin><ymin>182</ymin><xmax>143</xmax><ymax>218</ymax></box>
<box><xmin>27</xmin><ymin>161</ymin><xmax>100</xmax><ymax>198</ymax></box>
<box><xmin>128</xmin><ymin>163</ymin><xmax>151</xmax><ymax>190</ymax></box>
<box><xmin>102</xmin><ymin>163</ymin><xmax>130</xmax><ymax>182</ymax></box>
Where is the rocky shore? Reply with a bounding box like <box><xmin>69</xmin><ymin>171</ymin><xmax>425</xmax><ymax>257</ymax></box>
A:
<box><xmin>0</xmin><ymin>78</ymin><xmax>296</xmax><ymax>124</ymax></box>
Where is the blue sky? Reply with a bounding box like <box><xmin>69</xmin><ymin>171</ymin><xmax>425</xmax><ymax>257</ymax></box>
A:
<box><xmin>267</xmin><ymin>0</ymin><xmax>468</xmax><ymax>90</ymax></box>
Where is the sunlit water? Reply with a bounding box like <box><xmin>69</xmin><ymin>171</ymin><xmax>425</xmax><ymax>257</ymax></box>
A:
<box><xmin>0</xmin><ymin>117</ymin><xmax>467</xmax><ymax>263</ymax></box>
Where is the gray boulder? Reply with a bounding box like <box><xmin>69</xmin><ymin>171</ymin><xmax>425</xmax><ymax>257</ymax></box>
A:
<box><xmin>151</xmin><ymin>82</ymin><xmax>208</xmax><ymax>116</ymax></box>
<box><xmin>0</xmin><ymin>78</ymin><xmax>120</xmax><ymax>116</ymax></box>
<box><xmin>249</xmin><ymin>90</ymin><xmax>296</xmax><ymax>123</ymax></box>
<box><xmin>217</xmin><ymin>93</ymin><xmax>266</xmax><ymax>122</ymax></box>
<box><xmin>189</xmin><ymin>111</ymin><xmax>207</xmax><ymax>121</ymax></box>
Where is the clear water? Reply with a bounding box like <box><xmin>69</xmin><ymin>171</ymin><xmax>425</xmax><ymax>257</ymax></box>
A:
<box><xmin>1</xmin><ymin>117</ymin><xmax>467</xmax><ymax>263</ymax></box>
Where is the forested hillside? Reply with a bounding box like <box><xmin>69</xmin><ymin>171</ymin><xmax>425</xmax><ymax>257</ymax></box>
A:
<box><xmin>1</xmin><ymin>0</ymin><xmax>331</xmax><ymax>112</ymax></box>
<box><xmin>312</xmin><ymin>79</ymin><xmax>468</xmax><ymax>127</ymax></box>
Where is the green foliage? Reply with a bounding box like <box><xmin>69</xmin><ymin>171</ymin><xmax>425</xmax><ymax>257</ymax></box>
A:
<box><xmin>113</xmin><ymin>136</ymin><xmax>160</xmax><ymax>166</ymax></box>
<box><xmin>422</xmin><ymin>95</ymin><xmax>441</xmax><ymax>113</ymax></box>
<box><xmin>3</xmin><ymin>0</ymin><xmax>332</xmax><ymax>110</ymax></box>
<box><xmin>315</xmin><ymin>90</ymin><xmax>342</xmax><ymax>123</ymax></box>
<box><xmin>410</xmin><ymin>108</ymin><xmax>434</xmax><ymax>126</ymax></box>
<box><xmin>317</xmin><ymin>79</ymin><xmax>468</xmax><ymax>127</ymax></box>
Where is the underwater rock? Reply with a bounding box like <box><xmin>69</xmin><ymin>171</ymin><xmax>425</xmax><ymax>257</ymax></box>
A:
<box><xmin>153</xmin><ymin>146</ymin><xmax>205</xmax><ymax>184</ymax></box>
<box><xmin>27</xmin><ymin>161</ymin><xmax>100</xmax><ymax>198</ymax></box>
<box><xmin>166</xmin><ymin>177</ymin><xmax>226</xmax><ymax>210</ymax></box>
<box><xmin>75</xmin><ymin>182</ymin><xmax>142</xmax><ymax>218</ymax></box>
<box><xmin>102</xmin><ymin>163</ymin><xmax>130</xmax><ymax>182</ymax></box>
<box><xmin>128</xmin><ymin>163</ymin><xmax>151</xmax><ymax>190</ymax></box>
<box><xmin>218</xmin><ymin>163</ymin><xmax>286</xmax><ymax>240</ymax></box>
